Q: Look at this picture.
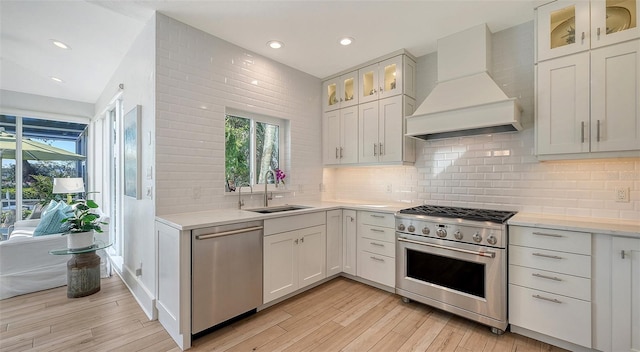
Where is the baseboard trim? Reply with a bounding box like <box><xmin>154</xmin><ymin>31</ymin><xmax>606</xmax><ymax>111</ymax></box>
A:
<box><xmin>110</xmin><ymin>260</ymin><xmax>157</xmax><ymax>320</ymax></box>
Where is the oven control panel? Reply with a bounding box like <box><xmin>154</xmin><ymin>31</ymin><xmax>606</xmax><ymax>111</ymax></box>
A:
<box><xmin>395</xmin><ymin>218</ymin><xmax>505</xmax><ymax>248</ymax></box>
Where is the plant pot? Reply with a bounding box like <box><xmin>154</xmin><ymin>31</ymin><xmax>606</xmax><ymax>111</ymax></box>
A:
<box><xmin>67</xmin><ymin>231</ymin><xmax>94</xmax><ymax>250</ymax></box>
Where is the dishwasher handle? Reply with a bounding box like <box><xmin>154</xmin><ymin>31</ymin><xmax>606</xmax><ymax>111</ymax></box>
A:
<box><xmin>195</xmin><ymin>226</ymin><xmax>264</xmax><ymax>240</ymax></box>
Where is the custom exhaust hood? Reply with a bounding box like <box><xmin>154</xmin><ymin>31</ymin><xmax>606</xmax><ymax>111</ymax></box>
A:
<box><xmin>406</xmin><ymin>24</ymin><xmax>522</xmax><ymax>140</ymax></box>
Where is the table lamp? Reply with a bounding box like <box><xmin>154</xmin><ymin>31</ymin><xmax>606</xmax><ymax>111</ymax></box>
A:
<box><xmin>53</xmin><ymin>178</ymin><xmax>85</xmax><ymax>204</ymax></box>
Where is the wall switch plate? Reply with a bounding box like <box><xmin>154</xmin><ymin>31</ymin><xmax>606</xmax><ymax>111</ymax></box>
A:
<box><xmin>615</xmin><ymin>187</ymin><xmax>630</xmax><ymax>202</ymax></box>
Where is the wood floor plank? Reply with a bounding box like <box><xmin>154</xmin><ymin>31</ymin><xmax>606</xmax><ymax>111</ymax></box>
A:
<box><xmin>0</xmin><ymin>275</ymin><xmax>569</xmax><ymax>352</ymax></box>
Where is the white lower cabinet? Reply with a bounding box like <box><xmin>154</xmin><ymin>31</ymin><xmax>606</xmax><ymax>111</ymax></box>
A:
<box><xmin>611</xmin><ymin>236</ymin><xmax>640</xmax><ymax>352</ymax></box>
<box><xmin>508</xmin><ymin>226</ymin><xmax>592</xmax><ymax>348</ymax></box>
<box><xmin>326</xmin><ymin>209</ymin><xmax>343</xmax><ymax>277</ymax></box>
<box><xmin>263</xmin><ymin>224</ymin><xmax>326</xmax><ymax>304</ymax></box>
<box><xmin>342</xmin><ymin>210</ymin><xmax>357</xmax><ymax>276</ymax></box>
<box><xmin>594</xmin><ymin>234</ymin><xmax>640</xmax><ymax>352</ymax></box>
<box><xmin>356</xmin><ymin>211</ymin><xmax>395</xmax><ymax>287</ymax></box>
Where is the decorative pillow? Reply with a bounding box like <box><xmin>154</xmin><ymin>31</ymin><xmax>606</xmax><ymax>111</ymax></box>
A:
<box><xmin>33</xmin><ymin>202</ymin><xmax>71</xmax><ymax>237</ymax></box>
<box><xmin>40</xmin><ymin>200</ymin><xmax>59</xmax><ymax>217</ymax></box>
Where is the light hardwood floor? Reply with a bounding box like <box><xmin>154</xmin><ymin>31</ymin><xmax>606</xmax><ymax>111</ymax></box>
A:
<box><xmin>0</xmin><ymin>275</ymin><xmax>567</xmax><ymax>352</ymax></box>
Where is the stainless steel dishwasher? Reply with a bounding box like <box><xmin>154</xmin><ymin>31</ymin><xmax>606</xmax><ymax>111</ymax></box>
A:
<box><xmin>191</xmin><ymin>220</ymin><xmax>263</xmax><ymax>334</ymax></box>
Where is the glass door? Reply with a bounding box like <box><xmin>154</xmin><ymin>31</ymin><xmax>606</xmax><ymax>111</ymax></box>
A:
<box><xmin>591</xmin><ymin>0</ymin><xmax>639</xmax><ymax>48</ymax></box>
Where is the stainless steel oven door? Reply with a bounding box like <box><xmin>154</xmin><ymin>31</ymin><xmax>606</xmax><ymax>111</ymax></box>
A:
<box><xmin>396</xmin><ymin>233</ymin><xmax>507</xmax><ymax>326</ymax></box>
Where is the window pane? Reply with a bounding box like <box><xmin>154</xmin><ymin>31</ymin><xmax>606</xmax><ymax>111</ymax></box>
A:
<box><xmin>255</xmin><ymin>122</ymin><xmax>279</xmax><ymax>184</ymax></box>
<box><xmin>225</xmin><ymin>115</ymin><xmax>250</xmax><ymax>190</ymax></box>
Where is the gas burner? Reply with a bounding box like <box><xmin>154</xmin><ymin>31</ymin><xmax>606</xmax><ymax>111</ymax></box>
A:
<box><xmin>398</xmin><ymin>205</ymin><xmax>516</xmax><ymax>224</ymax></box>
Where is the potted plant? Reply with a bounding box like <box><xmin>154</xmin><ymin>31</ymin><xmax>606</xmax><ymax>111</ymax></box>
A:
<box><xmin>62</xmin><ymin>199</ymin><xmax>106</xmax><ymax>250</ymax></box>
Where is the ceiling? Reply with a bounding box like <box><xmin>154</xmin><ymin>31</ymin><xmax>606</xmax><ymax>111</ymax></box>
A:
<box><xmin>0</xmin><ymin>0</ymin><xmax>535</xmax><ymax>105</ymax></box>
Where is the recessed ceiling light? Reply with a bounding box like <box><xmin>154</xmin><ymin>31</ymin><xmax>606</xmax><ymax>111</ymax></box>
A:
<box><xmin>51</xmin><ymin>40</ymin><xmax>70</xmax><ymax>50</ymax></box>
<box><xmin>267</xmin><ymin>40</ymin><xmax>284</xmax><ymax>49</ymax></box>
<box><xmin>339</xmin><ymin>37</ymin><xmax>354</xmax><ymax>46</ymax></box>
<box><xmin>50</xmin><ymin>76</ymin><xmax>64</xmax><ymax>83</ymax></box>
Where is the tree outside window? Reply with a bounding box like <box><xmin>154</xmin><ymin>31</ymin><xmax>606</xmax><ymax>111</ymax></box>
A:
<box><xmin>225</xmin><ymin>113</ymin><xmax>283</xmax><ymax>191</ymax></box>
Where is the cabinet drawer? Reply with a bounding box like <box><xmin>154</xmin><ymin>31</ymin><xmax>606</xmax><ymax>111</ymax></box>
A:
<box><xmin>510</xmin><ymin>226</ymin><xmax>591</xmax><ymax>255</ymax></box>
<box><xmin>360</xmin><ymin>224</ymin><xmax>395</xmax><ymax>242</ymax></box>
<box><xmin>357</xmin><ymin>250</ymin><xmax>395</xmax><ymax>287</ymax></box>
<box><xmin>359</xmin><ymin>211</ymin><xmax>395</xmax><ymax>228</ymax></box>
<box><xmin>509</xmin><ymin>265</ymin><xmax>591</xmax><ymax>301</ymax></box>
<box><xmin>264</xmin><ymin>212</ymin><xmax>326</xmax><ymax>236</ymax></box>
<box><xmin>509</xmin><ymin>284</ymin><xmax>591</xmax><ymax>348</ymax></box>
<box><xmin>509</xmin><ymin>245</ymin><xmax>591</xmax><ymax>278</ymax></box>
<box><xmin>359</xmin><ymin>236</ymin><xmax>395</xmax><ymax>257</ymax></box>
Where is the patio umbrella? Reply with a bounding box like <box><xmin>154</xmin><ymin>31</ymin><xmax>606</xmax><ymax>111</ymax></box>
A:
<box><xmin>0</xmin><ymin>131</ymin><xmax>85</xmax><ymax>213</ymax></box>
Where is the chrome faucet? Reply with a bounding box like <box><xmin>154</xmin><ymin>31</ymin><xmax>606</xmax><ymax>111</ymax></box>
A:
<box><xmin>237</xmin><ymin>183</ymin><xmax>252</xmax><ymax>209</ymax></box>
<box><xmin>264</xmin><ymin>170</ymin><xmax>275</xmax><ymax>207</ymax></box>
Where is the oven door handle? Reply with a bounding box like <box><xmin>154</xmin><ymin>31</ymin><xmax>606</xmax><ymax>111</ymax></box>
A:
<box><xmin>397</xmin><ymin>237</ymin><xmax>496</xmax><ymax>258</ymax></box>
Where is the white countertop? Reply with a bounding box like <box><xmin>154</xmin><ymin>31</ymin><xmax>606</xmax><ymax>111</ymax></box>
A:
<box><xmin>156</xmin><ymin>202</ymin><xmax>640</xmax><ymax>239</ymax></box>
<box><xmin>155</xmin><ymin>200</ymin><xmax>410</xmax><ymax>231</ymax></box>
<box><xmin>509</xmin><ymin>212</ymin><xmax>640</xmax><ymax>239</ymax></box>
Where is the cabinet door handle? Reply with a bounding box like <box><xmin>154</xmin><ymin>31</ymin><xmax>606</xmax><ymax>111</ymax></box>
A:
<box><xmin>597</xmin><ymin>120</ymin><xmax>601</xmax><ymax>142</ymax></box>
<box><xmin>597</xmin><ymin>27</ymin><xmax>601</xmax><ymax>39</ymax></box>
<box><xmin>581</xmin><ymin>31</ymin><xmax>585</xmax><ymax>42</ymax></box>
<box><xmin>621</xmin><ymin>250</ymin><xmax>627</xmax><ymax>259</ymax></box>
<box><xmin>370</xmin><ymin>256</ymin><xmax>385</xmax><ymax>262</ymax></box>
<box><xmin>532</xmin><ymin>232</ymin><xmax>563</xmax><ymax>238</ymax></box>
<box><xmin>294</xmin><ymin>239</ymin><xmax>299</xmax><ymax>244</ymax></box>
<box><xmin>340</xmin><ymin>147</ymin><xmax>343</xmax><ymax>158</ymax></box>
<box><xmin>335</xmin><ymin>147</ymin><xmax>339</xmax><ymax>159</ymax></box>
<box><xmin>346</xmin><ymin>216</ymin><xmax>354</xmax><ymax>222</ymax></box>
<box><xmin>532</xmin><ymin>273</ymin><xmax>562</xmax><ymax>282</ymax></box>
<box><xmin>300</xmin><ymin>237</ymin><xmax>304</xmax><ymax>243</ymax></box>
<box><xmin>373</xmin><ymin>143</ymin><xmax>377</xmax><ymax>156</ymax></box>
<box><xmin>532</xmin><ymin>252</ymin><xmax>564</xmax><ymax>260</ymax></box>
<box><xmin>379</xmin><ymin>143</ymin><xmax>384</xmax><ymax>155</ymax></box>
<box><xmin>379</xmin><ymin>86</ymin><xmax>383</xmax><ymax>93</ymax></box>
<box><xmin>370</xmin><ymin>242</ymin><xmax>384</xmax><ymax>247</ymax></box>
<box><xmin>581</xmin><ymin>121</ymin><xmax>585</xmax><ymax>143</ymax></box>
<box><xmin>532</xmin><ymin>294</ymin><xmax>562</xmax><ymax>304</ymax></box>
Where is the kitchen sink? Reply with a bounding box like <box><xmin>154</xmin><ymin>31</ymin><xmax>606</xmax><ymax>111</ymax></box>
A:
<box><xmin>247</xmin><ymin>205</ymin><xmax>311</xmax><ymax>214</ymax></box>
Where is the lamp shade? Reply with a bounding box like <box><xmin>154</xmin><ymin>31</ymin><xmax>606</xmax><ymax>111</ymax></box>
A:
<box><xmin>52</xmin><ymin>178</ymin><xmax>85</xmax><ymax>194</ymax></box>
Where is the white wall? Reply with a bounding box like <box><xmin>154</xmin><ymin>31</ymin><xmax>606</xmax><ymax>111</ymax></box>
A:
<box><xmin>322</xmin><ymin>21</ymin><xmax>640</xmax><ymax>221</ymax></box>
<box><xmin>154</xmin><ymin>14</ymin><xmax>322</xmax><ymax>216</ymax></box>
<box><xmin>93</xmin><ymin>15</ymin><xmax>156</xmax><ymax>318</ymax></box>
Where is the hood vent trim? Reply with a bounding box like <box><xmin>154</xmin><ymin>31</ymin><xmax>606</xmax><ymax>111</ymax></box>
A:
<box><xmin>406</xmin><ymin>24</ymin><xmax>522</xmax><ymax>140</ymax></box>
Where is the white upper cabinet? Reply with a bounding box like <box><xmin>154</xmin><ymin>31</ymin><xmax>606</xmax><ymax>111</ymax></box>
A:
<box><xmin>591</xmin><ymin>0</ymin><xmax>640</xmax><ymax>49</ymax></box>
<box><xmin>322</xmin><ymin>105</ymin><xmax>359</xmax><ymax>165</ymax></box>
<box><xmin>358</xmin><ymin>55</ymin><xmax>415</xmax><ymax>104</ymax></box>
<box><xmin>538</xmin><ymin>1</ymin><xmax>592</xmax><ymax>61</ymax></box>
<box><xmin>590</xmin><ymin>39</ymin><xmax>640</xmax><ymax>152</ymax></box>
<box><xmin>322</xmin><ymin>70</ymin><xmax>358</xmax><ymax>112</ymax></box>
<box><xmin>538</xmin><ymin>0</ymin><xmax>639</xmax><ymax>62</ymax></box>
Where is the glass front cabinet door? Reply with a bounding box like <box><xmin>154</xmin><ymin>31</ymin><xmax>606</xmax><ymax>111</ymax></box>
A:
<box><xmin>537</xmin><ymin>1</ymin><xmax>591</xmax><ymax>61</ymax></box>
<box><xmin>358</xmin><ymin>55</ymin><xmax>405</xmax><ymax>104</ymax></box>
<box><xmin>591</xmin><ymin>0</ymin><xmax>639</xmax><ymax>48</ymax></box>
<box><xmin>322</xmin><ymin>71</ymin><xmax>359</xmax><ymax>112</ymax></box>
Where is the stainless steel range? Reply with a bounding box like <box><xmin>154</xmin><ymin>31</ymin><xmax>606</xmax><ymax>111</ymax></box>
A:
<box><xmin>395</xmin><ymin>205</ymin><xmax>516</xmax><ymax>334</ymax></box>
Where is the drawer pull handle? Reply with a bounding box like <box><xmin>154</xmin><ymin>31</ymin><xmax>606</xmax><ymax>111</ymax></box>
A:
<box><xmin>370</xmin><ymin>256</ymin><xmax>385</xmax><ymax>262</ymax></box>
<box><xmin>532</xmin><ymin>294</ymin><xmax>562</xmax><ymax>304</ymax></box>
<box><xmin>532</xmin><ymin>273</ymin><xmax>562</xmax><ymax>282</ymax></box>
<box><xmin>370</xmin><ymin>228</ymin><xmax>385</xmax><ymax>233</ymax></box>
<box><xmin>532</xmin><ymin>252</ymin><xmax>564</xmax><ymax>260</ymax></box>
<box><xmin>532</xmin><ymin>232</ymin><xmax>563</xmax><ymax>238</ymax></box>
<box><xmin>370</xmin><ymin>242</ymin><xmax>384</xmax><ymax>247</ymax></box>
<box><xmin>196</xmin><ymin>226</ymin><xmax>264</xmax><ymax>240</ymax></box>
<box><xmin>370</xmin><ymin>214</ymin><xmax>385</xmax><ymax>218</ymax></box>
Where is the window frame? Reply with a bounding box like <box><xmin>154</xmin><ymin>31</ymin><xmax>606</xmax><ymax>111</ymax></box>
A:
<box><xmin>225</xmin><ymin>109</ymin><xmax>286</xmax><ymax>192</ymax></box>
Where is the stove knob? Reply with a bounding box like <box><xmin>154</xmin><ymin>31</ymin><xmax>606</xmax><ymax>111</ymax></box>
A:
<box><xmin>487</xmin><ymin>235</ymin><xmax>497</xmax><ymax>245</ymax></box>
<box><xmin>422</xmin><ymin>227</ymin><xmax>430</xmax><ymax>235</ymax></box>
<box><xmin>408</xmin><ymin>225</ymin><xmax>415</xmax><ymax>233</ymax></box>
<box><xmin>397</xmin><ymin>224</ymin><xmax>405</xmax><ymax>231</ymax></box>
<box><xmin>454</xmin><ymin>230</ymin><xmax>463</xmax><ymax>240</ymax></box>
<box><xmin>436</xmin><ymin>228</ymin><xmax>447</xmax><ymax>238</ymax></box>
<box><xmin>472</xmin><ymin>232</ymin><xmax>482</xmax><ymax>243</ymax></box>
